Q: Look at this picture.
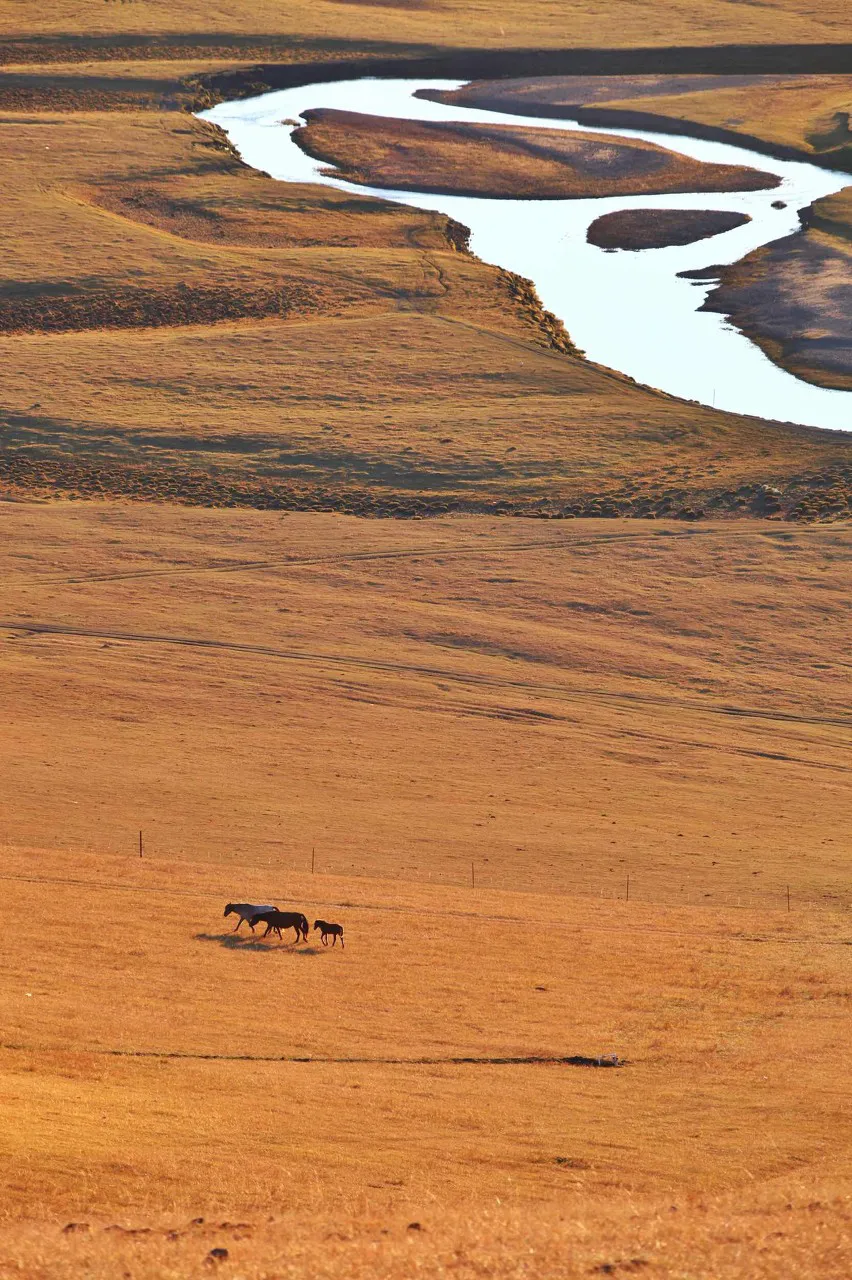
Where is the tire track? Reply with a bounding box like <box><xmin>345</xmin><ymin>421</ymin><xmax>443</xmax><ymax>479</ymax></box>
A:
<box><xmin>9</xmin><ymin>527</ymin><xmax>711</xmax><ymax>588</ymax></box>
<box><xmin>3</xmin><ymin>617</ymin><xmax>850</xmax><ymax>730</ymax></box>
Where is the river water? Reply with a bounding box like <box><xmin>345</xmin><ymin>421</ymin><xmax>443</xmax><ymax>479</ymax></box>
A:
<box><xmin>202</xmin><ymin>79</ymin><xmax>851</xmax><ymax>432</ymax></box>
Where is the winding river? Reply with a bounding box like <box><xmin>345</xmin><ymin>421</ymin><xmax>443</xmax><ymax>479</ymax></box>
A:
<box><xmin>202</xmin><ymin>79</ymin><xmax>851</xmax><ymax>433</ymax></box>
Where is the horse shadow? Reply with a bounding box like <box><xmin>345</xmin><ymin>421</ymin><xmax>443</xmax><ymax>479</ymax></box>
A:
<box><xmin>194</xmin><ymin>933</ymin><xmax>322</xmax><ymax>955</ymax></box>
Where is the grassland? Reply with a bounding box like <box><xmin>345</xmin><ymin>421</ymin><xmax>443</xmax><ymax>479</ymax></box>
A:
<box><xmin>1</xmin><ymin>0</ymin><xmax>850</xmax><ymax>51</ymax></box>
<box><xmin>1</xmin><ymin>2</ymin><xmax>851</xmax><ymax>1271</ymax></box>
<box><xmin>3</xmin><ymin>504</ymin><xmax>848</xmax><ymax>1277</ymax></box>
<box><xmin>0</xmin><ymin>54</ymin><xmax>850</xmax><ymax>513</ymax></box>
<box><xmin>2</xmin><ymin>504</ymin><xmax>849</xmax><ymax>901</ymax></box>
<box><xmin>0</xmin><ymin>840</ymin><xmax>850</xmax><ymax>1275</ymax></box>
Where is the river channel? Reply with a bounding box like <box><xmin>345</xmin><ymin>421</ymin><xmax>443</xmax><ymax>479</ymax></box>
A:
<box><xmin>202</xmin><ymin>79</ymin><xmax>851</xmax><ymax>433</ymax></box>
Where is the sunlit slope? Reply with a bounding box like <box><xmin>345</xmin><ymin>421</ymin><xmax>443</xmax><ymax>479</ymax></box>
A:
<box><xmin>2</xmin><ymin>0</ymin><xmax>850</xmax><ymax>48</ymax></box>
<box><xmin>1</xmin><ymin>73</ymin><xmax>850</xmax><ymax>515</ymax></box>
<box><xmin>2</xmin><ymin>505</ymin><xmax>848</xmax><ymax>905</ymax></box>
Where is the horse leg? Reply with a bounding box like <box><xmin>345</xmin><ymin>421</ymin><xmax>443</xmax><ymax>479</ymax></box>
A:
<box><xmin>232</xmin><ymin>917</ymin><xmax>242</xmax><ymax>932</ymax></box>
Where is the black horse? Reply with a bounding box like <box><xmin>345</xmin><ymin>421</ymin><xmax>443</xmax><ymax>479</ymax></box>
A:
<box><xmin>249</xmin><ymin>910</ymin><xmax>309</xmax><ymax>943</ymax></box>
<box><xmin>314</xmin><ymin>919</ymin><xmax>344</xmax><ymax>948</ymax></box>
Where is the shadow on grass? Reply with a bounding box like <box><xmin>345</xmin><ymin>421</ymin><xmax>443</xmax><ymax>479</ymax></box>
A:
<box><xmin>194</xmin><ymin>932</ymin><xmax>322</xmax><ymax>956</ymax></box>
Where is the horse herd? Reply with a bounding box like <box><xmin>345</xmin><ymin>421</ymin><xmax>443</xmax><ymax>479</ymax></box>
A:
<box><xmin>224</xmin><ymin>902</ymin><xmax>345</xmax><ymax>948</ymax></box>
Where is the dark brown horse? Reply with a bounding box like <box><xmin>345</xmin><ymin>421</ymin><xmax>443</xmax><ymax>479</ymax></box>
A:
<box><xmin>249</xmin><ymin>910</ymin><xmax>309</xmax><ymax>943</ymax></box>
<box><xmin>314</xmin><ymin>919</ymin><xmax>344</xmax><ymax>948</ymax></box>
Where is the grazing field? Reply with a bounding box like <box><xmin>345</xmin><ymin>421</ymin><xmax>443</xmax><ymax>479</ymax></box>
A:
<box><xmin>0</xmin><ymin>847</ymin><xmax>850</xmax><ymax>1275</ymax></box>
<box><xmin>1</xmin><ymin>1</ymin><xmax>851</xmax><ymax>1272</ymax></box>
<box><xmin>2</xmin><ymin>0</ymin><xmax>850</xmax><ymax>52</ymax></box>
<box><xmin>2</xmin><ymin>504</ymin><xmax>849</xmax><ymax>900</ymax></box>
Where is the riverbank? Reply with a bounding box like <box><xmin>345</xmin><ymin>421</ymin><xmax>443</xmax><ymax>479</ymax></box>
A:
<box><xmin>425</xmin><ymin>73</ymin><xmax>852</xmax><ymax>175</ymax></box>
<box><xmin>698</xmin><ymin>187</ymin><xmax>852</xmax><ymax>391</ymax></box>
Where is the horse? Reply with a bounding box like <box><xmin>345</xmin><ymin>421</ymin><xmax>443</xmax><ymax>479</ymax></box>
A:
<box><xmin>224</xmin><ymin>903</ymin><xmax>277</xmax><ymax>933</ymax></box>
<box><xmin>249</xmin><ymin>910</ymin><xmax>309</xmax><ymax>943</ymax></box>
<box><xmin>314</xmin><ymin>919</ymin><xmax>344</xmax><ymax>948</ymax></box>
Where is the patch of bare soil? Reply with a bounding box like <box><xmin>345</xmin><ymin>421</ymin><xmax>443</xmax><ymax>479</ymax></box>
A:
<box><xmin>587</xmin><ymin>207</ymin><xmax>751</xmax><ymax>249</ymax></box>
<box><xmin>293</xmin><ymin>109</ymin><xmax>779</xmax><ymax>199</ymax></box>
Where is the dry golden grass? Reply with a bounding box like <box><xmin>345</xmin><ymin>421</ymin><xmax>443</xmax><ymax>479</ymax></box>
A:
<box><xmin>1</xmin><ymin>504</ymin><xmax>849</xmax><ymax>905</ymax></box>
<box><xmin>0</xmin><ymin>837</ymin><xmax>849</xmax><ymax>1274</ymax></box>
<box><xmin>295</xmin><ymin>109</ymin><xmax>778</xmax><ymax>198</ymax></box>
<box><xmin>1</xmin><ymin>0</ymin><xmax>850</xmax><ymax>50</ymax></box>
<box><xmin>1</xmin><ymin>1191</ymin><xmax>852</xmax><ymax>1279</ymax></box>
<box><xmin>1</xmin><ymin>15</ymin><xmax>851</xmax><ymax>1272</ymax></box>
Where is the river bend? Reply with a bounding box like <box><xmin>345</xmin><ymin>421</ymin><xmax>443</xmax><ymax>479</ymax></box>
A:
<box><xmin>203</xmin><ymin>79</ymin><xmax>851</xmax><ymax>432</ymax></box>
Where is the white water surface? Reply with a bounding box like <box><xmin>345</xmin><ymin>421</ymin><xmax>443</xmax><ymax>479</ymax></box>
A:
<box><xmin>203</xmin><ymin>79</ymin><xmax>852</xmax><ymax>432</ymax></box>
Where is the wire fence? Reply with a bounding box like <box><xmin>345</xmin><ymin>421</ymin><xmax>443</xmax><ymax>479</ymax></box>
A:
<box><xmin>1</xmin><ymin>833</ymin><xmax>849</xmax><ymax>917</ymax></box>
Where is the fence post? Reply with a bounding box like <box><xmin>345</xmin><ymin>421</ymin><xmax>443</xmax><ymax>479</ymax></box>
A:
<box><xmin>139</xmin><ymin>830</ymin><xmax>143</xmax><ymax>859</ymax></box>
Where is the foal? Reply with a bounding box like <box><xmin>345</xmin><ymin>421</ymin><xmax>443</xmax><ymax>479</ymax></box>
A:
<box><xmin>314</xmin><ymin>919</ymin><xmax>345</xmax><ymax>948</ymax></box>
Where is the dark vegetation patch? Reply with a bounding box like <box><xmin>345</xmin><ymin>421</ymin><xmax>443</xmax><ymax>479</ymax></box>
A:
<box><xmin>0</xmin><ymin>282</ymin><xmax>318</xmax><ymax>334</ymax></box>
<box><xmin>194</xmin><ymin>46</ymin><xmax>852</xmax><ymax>115</ymax></box>
<box><xmin>1</xmin><ymin>446</ymin><xmax>849</xmax><ymax>524</ymax></box>
<box><xmin>84</xmin><ymin>178</ymin><xmax>471</xmax><ymax>252</ymax></box>
<box><xmin>587</xmin><ymin>208</ymin><xmax>751</xmax><ymax>250</ymax></box>
<box><xmin>0</xmin><ymin>72</ymin><xmax>191</xmax><ymax>113</ymax></box>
